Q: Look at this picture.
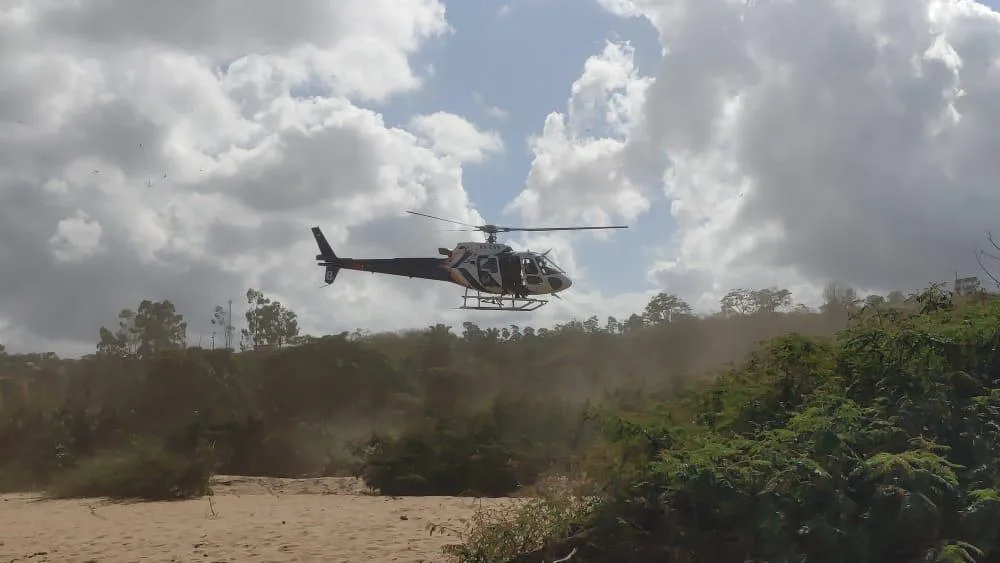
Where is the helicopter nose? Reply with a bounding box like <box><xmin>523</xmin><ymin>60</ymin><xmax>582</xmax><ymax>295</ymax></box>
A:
<box><xmin>548</xmin><ymin>274</ymin><xmax>571</xmax><ymax>292</ymax></box>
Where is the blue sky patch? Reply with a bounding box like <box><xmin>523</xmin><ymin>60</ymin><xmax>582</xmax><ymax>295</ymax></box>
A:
<box><xmin>373</xmin><ymin>0</ymin><xmax>663</xmax><ymax>294</ymax></box>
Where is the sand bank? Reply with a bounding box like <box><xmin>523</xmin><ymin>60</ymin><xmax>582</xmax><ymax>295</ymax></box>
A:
<box><xmin>0</xmin><ymin>475</ymin><xmax>511</xmax><ymax>562</ymax></box>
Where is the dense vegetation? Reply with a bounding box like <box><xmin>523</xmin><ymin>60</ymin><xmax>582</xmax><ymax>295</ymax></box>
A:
<box><xmin>5</xmin><ymin>280</ymin><xmax>997</xmax><ymax>561</ymax></box>
<box><xmin>0</xmin><ymin>284</ymin><xmax>852</xmax><ymax>495</ymax></box>
<box><xmin>451</xmin><ymin>284</ymin><xmax>1000</xmax><ymax>563</ymax></box>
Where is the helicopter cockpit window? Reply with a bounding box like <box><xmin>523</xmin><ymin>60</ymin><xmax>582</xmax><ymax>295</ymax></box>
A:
<box><xmin>522</xmin><ymin>257</ymin><xmax>539</xmax><ymax>275</ymax></box>
<box><xmin>536</xmin><ymin>256</ymin><xmax>563</xmax><ymax>275</ymax></box>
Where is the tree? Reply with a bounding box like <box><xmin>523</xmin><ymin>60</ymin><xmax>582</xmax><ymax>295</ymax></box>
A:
<box><xmin>752</xmin><ymin>287</ymin><xmax>793</xmax><ymax>314</ymax></box>
<box><xmin>975</xmin><ymin>231</ymin><xmax>1000</xmax><ymax>289</ymax></box>
<box><xmin>720</xmin><ymin>288</ymin><xmax>758</xmax><ymax>316</ymax></box>
<box><xmin>95</xmin><ymin>302</ymin><xmax>184</xmax><ymax>358</ymax></box>
<box><xmin>95</xmin><ymin>309</ymin><xmax>137</xmax><ymax>358</ymax></box>
<box><xmin>643</xmin><ymin>293</ymin><xmax>693</xmax><ymax>325</ymax></box>
<box><xmin>792</xmin><ymin>303</ymin><xmax>813</xmax><ymax>314</ymax></box>
<box><xmin>96</xmin><ymin>326</ymin><xmax>127</xmax><ymax>358</ymax></box>
<box><xmin>886</xmin><ymin>290</ymin><xmax>905</xmax><ymax>305</ymax></box>
<box><xmin>863</xmin><ymin>294</ymin><xmax>886</xmax><ymax>308</ymax></box>
<box><xmin>421</xmin><ymin>324</ymin><xmax>455</xmax><ymax>371</ymax></box>
<box><xmin>134</xmin><ymin>300</ymin><xmax>187</xmax><ymax>357</ymax></box>
<box><xmin>241</xmin><ymin>288</ymin><xmax>300</xmax><ymax>350</ymax></box>
<box><xmin>622</xmin><ymin>313</ymin><xmax>645</xmax><ymax>332</ymax></box>
<box><xmin>211</xmin><ymin>302</ymin><xmax>235</xmax><ymax>351</ymax></box>
<box><xmin>461</xmin><ymin>321</ymin><xmax>485</xmax><ymax>342</ymax></box>
<box><xmin>115</xmin><ymin>308</ymin><xmax>140</xmax><ymax>356</ymax></box>
<box><xmin>821</xmin><ymin>282</ymin><xmax>859</xmax><ymax>316</ymax></box>
<box><xmin>719</xmin><ymin>287</ymin><xmax>792</xmax><ymax>317</ymax></box>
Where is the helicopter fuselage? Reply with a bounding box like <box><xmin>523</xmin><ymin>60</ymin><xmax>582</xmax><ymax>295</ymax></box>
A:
<box><xmin>311</xmin><ymin>227</ymin><xmax>572</xmax><ymax>296</ymax></box>
<box><xmin>442</xmin><ymin>242</ymin><xmax>573</xmax><ymax>296</ymax></box>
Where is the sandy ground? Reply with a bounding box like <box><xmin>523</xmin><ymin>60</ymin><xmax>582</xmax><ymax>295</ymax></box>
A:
<box><xmin>0</xmin><ymin>475</ymin><xmax>513</xmax><ymax>562</ymax></box>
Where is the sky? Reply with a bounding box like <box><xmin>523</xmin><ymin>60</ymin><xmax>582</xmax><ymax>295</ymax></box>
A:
<box><xmin>2</xmin><ymin>0</ymin><xmax>1000</xmax><ymax>357</ymax></box>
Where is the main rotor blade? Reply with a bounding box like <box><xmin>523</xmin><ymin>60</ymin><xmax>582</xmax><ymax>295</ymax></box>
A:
<box><xmin>497</xmin><ymin>225</ymin><xmax>629</xmax><ymax>233</ymax></box>
<box><xmin>406</xmin><ymin>210</ymin><xmax>480</xmax><ymax>229</ymax></box>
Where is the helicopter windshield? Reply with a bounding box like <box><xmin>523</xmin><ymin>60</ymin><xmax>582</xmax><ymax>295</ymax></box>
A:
<box><xmin>535</xmin><ymin>255</ymin><xmax>564</xmax><ymax>275</ymax></box>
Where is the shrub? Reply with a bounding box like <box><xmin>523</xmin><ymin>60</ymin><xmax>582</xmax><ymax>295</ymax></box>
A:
<box><xmin>45</xmin><ymin>439</ymin><xmax>215</xmax><ymax>500</ymax></box>
<box><xmin>452</xmin><ymin>289</ymin><xmax>1000</xmax><ymax>562</ymax></box>
<box><xmin>350</xmin><ymin>413</ymin><xmax>530</xmax><ymax>496</ymax></box>
<box><xmin>440</xmin><ymin>489</ymin><xmax>597</xmax><ymax>563</ymax></box>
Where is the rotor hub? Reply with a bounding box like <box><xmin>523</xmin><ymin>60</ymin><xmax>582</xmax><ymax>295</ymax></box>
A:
<box><xmin>478</xmin><ymin>224</ymin><xmax>500</xmax><ymax>243</ymax></box>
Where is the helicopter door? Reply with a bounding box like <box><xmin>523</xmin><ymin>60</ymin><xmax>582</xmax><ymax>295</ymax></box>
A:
<box><xmin>497</xmin><ymin>254</ymin><xmax>524</xmax><ymax>294</ymax></box>
<box><xmin>521</xmin><ymin>257</ymin><xmax>546</xmax><ymax>290</ymax></box>
<box><xmin>477</xmin><ymin>256</ymin><xmax>501</xmax><ymax>290</ymax></box>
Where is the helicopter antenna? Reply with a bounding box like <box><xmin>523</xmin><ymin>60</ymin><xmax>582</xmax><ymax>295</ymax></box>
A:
<box><xmin>405</xmin><ymin>210</ymin><xmax>628</xmax><ymax>244</ymax></box>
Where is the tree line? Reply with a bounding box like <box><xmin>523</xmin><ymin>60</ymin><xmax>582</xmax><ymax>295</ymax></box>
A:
<box><xmin>8</xmin><ymin>280</ymin><xmax>998</xmax><ymax>561</ymax></box>
<box><xmin>86</xmin><ymin>282</ymin><xmax>871</xmax><ymax>359</ymax></box>
<box><xmin>0</xmin><ymin>282</ymin><xmax>860</xmax><ymax>490</ymax></box>
<box><xmin>95</xmin><ymin>288</ymin><xmax>299</xmax><ymax>358</ymax></box>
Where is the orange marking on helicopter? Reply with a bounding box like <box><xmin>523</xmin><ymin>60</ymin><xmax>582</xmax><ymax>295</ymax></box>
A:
<box><xmin>446</xmin><ymin>266</ymin><xmax>467</xmax><ymax>287</ymax></box>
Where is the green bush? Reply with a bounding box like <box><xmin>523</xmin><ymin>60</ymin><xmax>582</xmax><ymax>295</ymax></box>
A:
<box><xmin>442</xmin><ymin>492</ymin><xmax>597</xmax><ymax>563</ymax></box>
<box><xmin>45</xmin><ymin>439</ymin><xmax>215</xmax><ymax>500</ymax></box>
<box><xmin>350</xmin><ymin>414</ymin><xmax>531</xmax><ymax>496</ymax></box>
<box><xmin>449</xmin><ymin>288</ymin><xmax>1000</xmax><ymax>562</ymax></box>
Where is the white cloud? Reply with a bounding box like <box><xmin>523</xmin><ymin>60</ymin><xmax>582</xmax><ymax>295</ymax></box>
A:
<box><xmin>0</xmin><ymin>0</ymin><xmax>657</xmax><ymax>357</ymax></box>
<box><xmin>48</xmin><ymin>210</ymin><xmax>103</xmax><ymax>263</ymax></box>
<box><xmin>0</xmin><ymin>0</ymin><xmax>505</xmax><ymax>355</ymax></box>
<box><xmin>473</xmin><ymin>91</ymin><xmax>510</xmax><ymax>120</ymax></box>
<box><xmin>511</xmin><ymin>0</ymin><xmax>1000</xmax><ymax>315</ymax></box>
<box><xmin>501</xmin><ymin>40</ymin><xmax>652</xmax><ymax>301</ymax></box>
<box><xmin>638</xmin><ymin>0</ymin><xmax>1000</xmax><ymax>308</ymax></box>
<box><xmin>507</xmin><ymin>41</ymin><xmax>653</xmax><ymax>228</ymax></box>
<box><xmin>13</xmin><ymin>0</ymin><xmax>451</xmax><ymax>104</ymax></box>
<box><xmin>13</xmin><ymin>0</ymin><xmax>1000</xmax><ymax>356</ymax></box>
<box><xmin>594</xmin><ymin>0</ymin><xmax>645</xmax><ymax>18</ymax></box>
<box><xmin>409</xmin><ymin>111</ymin><xmax>505</xmax><ymax>164</ymax></box>
<box><xmin>487</xmin><ymin>106</ymin><xmax>510</xmax><ymax>119</ymax></box>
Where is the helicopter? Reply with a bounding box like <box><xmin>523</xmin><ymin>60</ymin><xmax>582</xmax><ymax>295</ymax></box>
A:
<box><xmin>311</xmin><ymin>210</ymin><xmax>628</xmax><ymax>311</ymax></box>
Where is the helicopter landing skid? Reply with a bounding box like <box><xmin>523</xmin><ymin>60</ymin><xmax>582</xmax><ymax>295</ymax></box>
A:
<box><xmin>460</xmin><ymin>288</ymin><xmax>547</xmax><ymax>311</ymax></box>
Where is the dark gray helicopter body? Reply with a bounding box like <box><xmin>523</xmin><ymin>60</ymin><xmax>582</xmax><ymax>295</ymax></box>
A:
<box><xmin>312</xmin><ymin>210</ymin><xmax>627</xmax><ymax>311</ymax></box>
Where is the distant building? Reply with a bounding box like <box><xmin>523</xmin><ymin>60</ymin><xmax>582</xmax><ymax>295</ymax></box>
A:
<box><xmin>955</xmin><ymin>276</ymin><xmax>984</xmax><ymax>296</ymax></box>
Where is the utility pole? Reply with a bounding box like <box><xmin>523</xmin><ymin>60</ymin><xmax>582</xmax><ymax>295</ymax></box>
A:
<box><xmin>227</xmin><ymin>299</ymin><xmax>233</xmax><ymax>351</ymax></box>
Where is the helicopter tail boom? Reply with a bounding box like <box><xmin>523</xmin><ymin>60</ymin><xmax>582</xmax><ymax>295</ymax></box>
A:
<box><xmin>311</xmin><ymin>225</ymin><xmax>455</xmax><ymax>287</ymax></box>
